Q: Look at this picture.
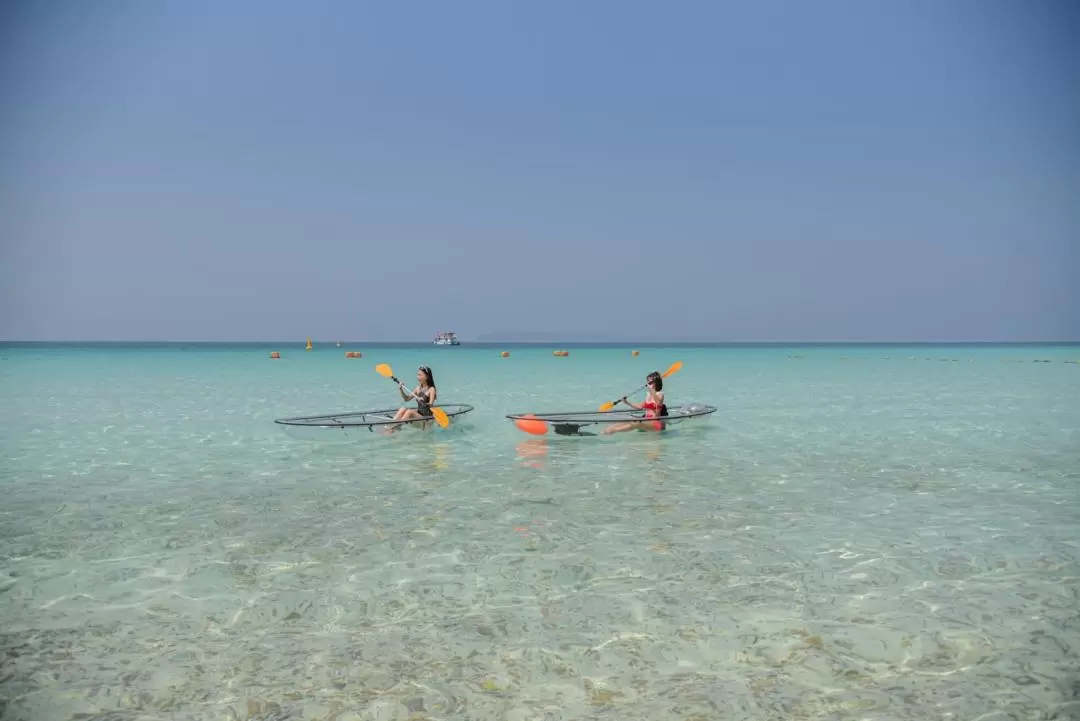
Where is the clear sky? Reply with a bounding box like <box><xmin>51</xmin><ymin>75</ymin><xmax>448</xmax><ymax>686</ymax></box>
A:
<box><xmin>2</xmin><ymin>0</ymin><xmax>1077</xmax><ymax>342</ymax></box>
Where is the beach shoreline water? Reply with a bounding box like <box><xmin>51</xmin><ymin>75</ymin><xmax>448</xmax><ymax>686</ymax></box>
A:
<box><xmin>1</xmin><ymin>342</ymin><xmax>1078</xmax><ymax>719</ymax></box>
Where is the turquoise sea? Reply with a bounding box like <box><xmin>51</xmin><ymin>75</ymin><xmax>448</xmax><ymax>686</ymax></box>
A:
<box><xmin>2</xmin><ymin>342</ymin><xmax>1079</xmax><ymax>720</ymax></box>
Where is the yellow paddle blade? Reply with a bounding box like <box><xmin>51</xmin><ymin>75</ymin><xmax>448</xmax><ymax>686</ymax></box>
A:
<box><xmin>598</xmin><ymin>401</ymin><xmax>615</xmax><ymax>412</ymax></box>
<box><xmin>431</xmin><ymin>406</ymin><xmax>450</xmax><ymax>428</ymax></box>
<box><xmin>375</xmin><ymin>363</ymin><xmax>394</xmax><ymax>378</ymax></box>
<box><xmin>662</xmin><ymin>360</ymin><xmax>683</xmax><ymax>378</ymax></box>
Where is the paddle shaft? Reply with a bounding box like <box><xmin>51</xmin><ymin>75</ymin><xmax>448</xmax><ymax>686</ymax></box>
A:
<box><xmin>393</xmin><ymin>377</ymin><xmax>441</xmax><ymax>413</ymax></box>
<box><xmin>376</xmin><ymin>363</ymin><xmax>450</xmax><ymax>428</ymax></box>
<box><xmin>391</xmin><ymin>376</ymin><xmax>421</xmax><ymax>400</ymax></box>
<box><xmin>600</xmin><ymin>360</ymin><xmax>682</xmax><ymax>410</ymax></box>
<box><xmin>615</xmin><ymin>381</ymin><xmax>654</xmax><ymax>405</ymax></box>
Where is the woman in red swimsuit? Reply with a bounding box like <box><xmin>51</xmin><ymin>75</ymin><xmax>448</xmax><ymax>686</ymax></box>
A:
<box><xmin>604</xmin><ymin>370</ymin><xmax>667</xmax><ymax>434</ymax></box>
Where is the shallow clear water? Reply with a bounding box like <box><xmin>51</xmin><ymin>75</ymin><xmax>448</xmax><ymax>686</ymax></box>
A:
<box><xmin>2</xmin><ymin>343</ymin><xmax>1079</xmax><ymax>720</ymax></box>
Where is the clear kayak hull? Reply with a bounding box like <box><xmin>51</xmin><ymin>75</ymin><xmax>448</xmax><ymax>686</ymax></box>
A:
<box><xmin>275</xmin><ymin>404</ymin><xmax>474</xmax><ymax>441</ymax></box>
<box><xmin>506</xmin><ymin>403</ymin><xmax>716</xmax><ymax>437</ymax></box>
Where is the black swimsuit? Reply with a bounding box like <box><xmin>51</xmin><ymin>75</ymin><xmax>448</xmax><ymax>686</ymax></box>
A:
<box><xmin>414</xmin><ymin>386</ymin><xmax>434</xmax><ymax>417</ymax></box>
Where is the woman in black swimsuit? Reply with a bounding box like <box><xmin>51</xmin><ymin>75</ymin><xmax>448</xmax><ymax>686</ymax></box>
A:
<box><xmin>391</xmin><ymin>365</ymin><xmax>437</xmax><ymax>425</ymax></box>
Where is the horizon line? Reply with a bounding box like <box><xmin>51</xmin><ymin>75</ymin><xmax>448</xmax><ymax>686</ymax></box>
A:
<box><xmin>2</xmin><ymin>338</ymin><xmax>1079</xmax><ymax>345</ymax></box>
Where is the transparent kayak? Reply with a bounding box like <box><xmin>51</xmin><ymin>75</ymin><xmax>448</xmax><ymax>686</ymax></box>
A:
<box><xmin>506</xmin><ymin>402</ymin><xmax>716</xmax><ymax>437</ymax></box>
<box><xmin>275</xmin><ymin>404</ymin><xmax>474</xmax><ymax>441</ymax></box>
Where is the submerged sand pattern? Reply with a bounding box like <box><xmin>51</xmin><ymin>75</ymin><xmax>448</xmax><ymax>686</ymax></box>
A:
<box><xmin>2</xmin><ymin>345</ymin><xmax>1079</xmax><ymax>719</ymax></box>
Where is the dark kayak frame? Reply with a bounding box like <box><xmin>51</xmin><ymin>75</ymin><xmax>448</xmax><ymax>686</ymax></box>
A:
<box><xmin>275</xmin><ymin>403</ymin><xmax>474</xmax><ymax>432</ymax></box>
<box><xmin>506</xmin><ymin>403</ymin><xmax>717</xmax><ymax>436</ymax></box>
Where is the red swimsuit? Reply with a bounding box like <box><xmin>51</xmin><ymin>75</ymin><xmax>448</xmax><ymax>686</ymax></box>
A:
<box><xmin>643</xmin><ymin>398</ymin><xmax>665</xmax><ymax>431</ymax></box>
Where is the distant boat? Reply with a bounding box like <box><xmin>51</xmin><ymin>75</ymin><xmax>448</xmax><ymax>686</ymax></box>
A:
<box><xmin>433</xmin><ymin>332</ymin><xmax>460</xmax><ymax>346</ymax></box>
<box><xmin>306</xmin><ymin>338</ymin><xmax>313</xmax><ymax>351</ymax></box>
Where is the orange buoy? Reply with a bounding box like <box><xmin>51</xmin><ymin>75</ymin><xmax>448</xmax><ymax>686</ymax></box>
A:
<box><xmin>270</xmin><ymin>351</ymin><xmax>281</xmax><ymax>359</ymax></box>
<box><xmin>514</xmin><ymin>414</ymin><xmax>548</xmax><ymax>435</ymax></box>
<box><xmin>501</xmin><ymin>351</ymin><xmax>510</xmax><ymax>357</ymax></box>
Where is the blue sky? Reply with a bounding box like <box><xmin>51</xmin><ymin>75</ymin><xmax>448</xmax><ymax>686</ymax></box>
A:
<box><xmin>2</xmin><ymin>0</ymin><xmax>1077</xmax><ymax>341</ymax></box>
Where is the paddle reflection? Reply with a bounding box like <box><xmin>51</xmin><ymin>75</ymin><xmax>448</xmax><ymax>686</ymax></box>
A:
<box><xmin>433</xmin><ymin>442</ymin><xmax>451</xmax><ymax>471</ymax></box>
<box><xmin>640</xmin><ymin>438</ymin><xmax>670</xmax><ymax>483</ymax></box>
<box><xmin>408</xmin><ymin>442</ymin><xmax>452</xmax><ymax>475</ymax></box>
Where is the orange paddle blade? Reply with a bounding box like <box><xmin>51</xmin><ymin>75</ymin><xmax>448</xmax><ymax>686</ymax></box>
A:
<box><xmin>662</xmin><ymin>360</ymin><xmax>683</xmax><ymax>378</ymax></box>
<box><xmin>432</xmin><ymin>406</ymin><xmax>450</xmax><ymax>428</ymax></box>
<box><xmin>375</xmin><ymin>363</ymin><xmax>394</xmax><ymax>378</ymax></box>
<box><xmin>598</xmin><ymin>401</ymin><xmax>616</xmax><ymax>412</ymax></box>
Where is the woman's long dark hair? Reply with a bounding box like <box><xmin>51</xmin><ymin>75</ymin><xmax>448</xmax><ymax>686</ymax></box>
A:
<box><xmin>419</xmin><ymin>365</ymin><xmax>436</xmax><ymax>388</ymax></box>
<box><xmin>648</xmin><ymin>370</ymin><xmax>667</xmax><ymax>417</ymax></box>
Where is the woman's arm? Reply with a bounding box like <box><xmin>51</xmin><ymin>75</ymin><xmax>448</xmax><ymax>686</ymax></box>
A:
<box><xmin>426</xmin><ymin>387</ymin><xmax>437</xmax><ymax>405</ymax></box>
<box><xmin>619</xmin><ymin>396</ymin><xmax>643</xmax><ymax>410</ymax></box>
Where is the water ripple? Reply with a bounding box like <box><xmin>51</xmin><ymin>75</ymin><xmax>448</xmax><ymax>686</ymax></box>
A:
<box><xmin>2</xmin><ymin>346</ymin><xmax>1079</xmax><ymax>719</ymax></box>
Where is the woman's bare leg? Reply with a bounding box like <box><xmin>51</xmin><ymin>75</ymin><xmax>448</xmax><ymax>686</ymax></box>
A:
<box><xmin>604</xmin><ymin>421</ymin><xmax>644</xmax><ymax>435</ymax></box>
<box><xmin>387</xmin><ymin>407</ymin><xmax>421</xmax><ymax>432</ymax></box>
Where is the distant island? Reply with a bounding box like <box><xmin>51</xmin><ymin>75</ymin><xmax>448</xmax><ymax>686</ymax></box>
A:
<box><xmin>475</xmin><ymin>331</ymin><xmax>616</xmax><ymax>343</ymax></box>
